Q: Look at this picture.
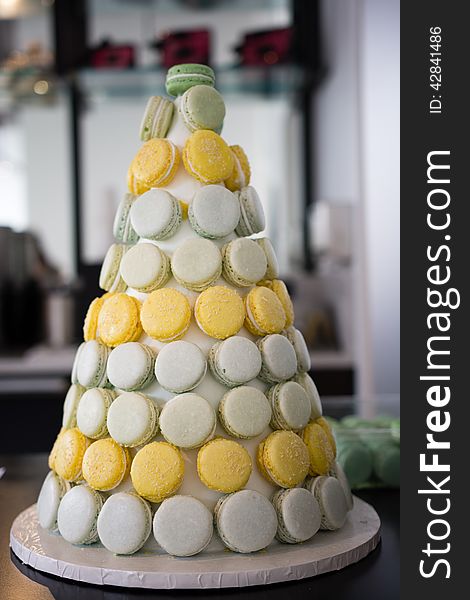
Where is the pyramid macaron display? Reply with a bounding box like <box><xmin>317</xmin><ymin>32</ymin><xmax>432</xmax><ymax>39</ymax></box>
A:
<box><xmin>37</xmin><ymin>64</ymin><xmax>352</xmax><ymax>558</ymax></box>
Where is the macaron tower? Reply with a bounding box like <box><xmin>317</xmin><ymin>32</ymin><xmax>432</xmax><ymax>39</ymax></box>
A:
<box><xmin>38</xmin><ymin>64</ymin><xmax>352</xmax><ymax>558</ymax></box>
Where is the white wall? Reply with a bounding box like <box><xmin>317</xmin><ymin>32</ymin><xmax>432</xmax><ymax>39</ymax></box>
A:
<box><xmin>314</xmin><ymin>0</ymin><xmax>399</xmax><ymax>408</ymax></box>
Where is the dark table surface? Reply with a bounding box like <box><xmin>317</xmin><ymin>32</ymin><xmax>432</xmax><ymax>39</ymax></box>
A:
<box><xmin>0</xmin><ymin>454</ymin><xmax>400</xmax><ymax>600</ymax></box>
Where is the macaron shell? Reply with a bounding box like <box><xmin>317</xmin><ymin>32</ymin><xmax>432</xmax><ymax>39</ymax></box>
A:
<box><xmin>225</xmin><ymin>145</ymin><xmax>251</xmax><ymax>192</ymax></box>
<box><xmin>259</xmin><ymin>430</ymin><xmax>310</xmax><ymax>488</ymax></box>
<box><xmin>195</xmin><ymin>286</ymin><xmax>245</xmax><ymax>340</ymax></box>
<box><xmin>97</xmin><ymin>492</ymin><xmax>152</xmax><ymax>555</ymax></box>
<box><xmin>76</xmin><ymin>387</ymin><xmax>115</xmax><ymax>439</ymax></box>
<box><xmin>131</xmin><ymin>138</ymin><xmax>180</xmax><ymax>188</ymax></box>
<box><xmin>218</xmin><ymin>386</ymin><xmax>272</xmax><ymax>439</ymax></box>
<box><xmin>171</xmin><ymin>238</ymin><xmax>222</xmax><ymax>292</ymax></box>
<box><xmin>76</xmin><ymin>340</ymin><xmax>110</xmax><ymax>388</ymax></box>
<box><xmin>166</xmin><ymin>63</ymin><xmax>215</xmax><ymax>97</ymax></box>
<box><xmin>256</xmin><ymin>237</ymin><xmax>280</xmax><ymax>280</ymax></box>
<box><xmin>245</xmin><ymin>286</ymin><xmax>286</xmax><ymax>336</ymax></box>
<box><xmin>183</xmin><ymin>130</ymin><xmax>234</xmax><ymax>184</ymax></box>
<box><xmin>294</xmin><ymin>372</ymin><xmax>323</xmax><ymax>420</ymax></box>
<box><xmin>99</xmin><ymin>244</ymin><xmax>128</xmax><ymax>293</ymax></box>
<box><xmin>139</xmin><ymin>96</ymin><xmax>174</xmax><ymax>141</ymax></box>
<box><xmin>54</xmin><ymin>428</ymin><xmax>90</xmax><ymax>482</ymax></box>
<box><xmin>313</xmin><ymin>476</ymin><xmax>349</xmax><ymax>530</ymax></box>
<box><xmin>236</xmin><ymin>186</ymin><xmax>266</xmax><ymax>236</ymax></box>
<box><xmin>37</xmin><ymin>471</ymin><xmax>68</xmax><ymax>531</ymax></box>
<box><xmin>222</xmin><ymin>238</ymin><xmax>267</xmax><ymax>287</ymax></box>
<box><xmin>257</xmin><ymin>333</ymin><xmax>298</xmax><ymax>383</ymax></box>
<box><xmin>153</xmin><ymin>495</ymin><xmax>213</xmax><ymax>556</ymax></box>
<box><xmin>180</xmin><ymin>85</ymin><xmax>225</xmax><ymax>132</ymax></box>
<box><xmin>141</xmin><ymin>288</ymin><xmax>191</xmax><ymax>342</ymax></box>
<box><xmin>82</xmin><ymin>438</ymin><xmax>130</xmax><ymax>491</ymax></box>
<box><xmin>57</xmin><ymin>484</ymin><xmax>104</xmax><ymax>545</ymax></box>
<box><xmin>106</xmin><ymin>392</ymin><xmax>159</xmax><ymax>447</ymax></box>
<box><xmin>159</xmin><ymin>393</ymin><xmax>216</xmax><ymax>449</ymax></box>
<box><xmin>154</xmin><ymin>340</ymin><xmax>207</xmax><ymax>393</ymax></box>
<box><xmin>208</xmin><ymin>336</ymin><xmax>262</xmax><ymax>386</ymax></box>
<box><xmin>131</xmin><ymin>442</ymin><xmax>185</xmax><ymax>503</ymax></box>
<box><xmin>107</xmin><ymin>342</ymin><xmax>156</xmax><ymax>391</ymax></box>
<box><xmin>269</xmin><ymin>381</ymin><xmax>311</xmax><ymax>431</ymax></box>
<box><xmin>98</xmin><ymin>294</ymin><xmax>142</xmax><ymax>347</ymax></box>
<box><xmin>130</xmin><ymin>189</ymin><xmax>182</xmax><ymax>241</ymax></box>
<box><xmin>273</xmin><ymin>487</ymin><xmax>321</xmax><ymax>544</ymax></box>
<box><xmin>188</xmin><ymin>185</ymin><xmax>240</xmax><ymax>239</ymax></box>
<box><xmin>302</xmin><ymin>422</ymin><xmax>335</xmax><ymax>476</ymax></box>
<box><xmin>285</xmin><ymin>326</ymin><xmax>311</xmax><ymax>373</ymax></box>
<box><xmin>113</xmin><ymin>193</ymin><xmax>138</xmax><ymax>244</ymax></box>
<box><xmin>197</xmin><ymin>438</ymin><xmax>252</xmax><ymax>493</ymax></box>
<box><xmin>120</xmin><ymin>243</ymin><xmax>171</xmax><ymax>293</ymax></box>
<box><xmin>62</xmin><ymin>384</ymin><xmax>86</xmax><ymax>429</ymax></box>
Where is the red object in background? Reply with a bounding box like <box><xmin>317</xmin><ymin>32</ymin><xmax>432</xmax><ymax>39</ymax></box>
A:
<box><xmin>154</xmin><ymin>29</ymin><xmax>210</xmax><ymax>68</ymax></box>
<box><xmin>236</xmin><ymin>28</ymin><xmax>292</xmax><ymax>66</ymax></box>
<box><xmin>90</xmin><ymin>42</ymin><xmax>135</xmax><ymax>69</ymax></box>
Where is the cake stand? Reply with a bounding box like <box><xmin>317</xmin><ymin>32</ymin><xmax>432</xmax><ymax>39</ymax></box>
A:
<box><xmin>10</xmin><ymin>496</ymin><xmax>380</xmax><ymax>589</ymax></box>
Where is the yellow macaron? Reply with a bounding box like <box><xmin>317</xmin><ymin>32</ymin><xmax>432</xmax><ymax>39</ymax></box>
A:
<box><xmin>53</xmin><ymin>428</ymin><xmax>91</xmax><ymax>482</ymax></box>
<box><xmin>257</xmin><ymin>430</ymin><xmax>310</xmax><ymax>488</ymax></box>
<box><xmin>180</xmin><ymin>200</ymin><xmax>189</xmax><ymax>220</ymax></box>
<box><xmin>224</xmin><ymin>145</ymin><xmax>251</xmax><ymax>192</ymax></box>
<box><xmin>131</xmin><ymin>441</ymin><xmax>184</xmax><ymax>503</ymax></box>
<box><xmin>244</xmin><ymin>286</ymin><xmax>286</xmax><ymax>336</ymax></box>
<box><xmin>129</xmin><ymin>138</ymin><xmax>180</xmax><ymax>190</ymax></box>
<box><xmin>194</xmin><ymin>285</ymin><xmax>245</xmax><ymax>340</ymax></box>
<box><xmin>183</xmin><ymin>130</ymin><xmax>234</xmax><ymax>184</ymax></box>
<box><xmin>127</xmin><ymin>165</ymin><xmax>150</xmax><ymax>195</ymax></box>
<box><xmin>97</xmin><ymin>293</ymin><xmax>142</xmax><ymax>347</ymax></box>
<box><xmin>83</xmin><ymin>293</ymin><xmax>113</xmax><ymax>341</ymax></box>
<box><xmin>140</xmin><ymin>288</ymin><xmax>191</xmax><ymax>342</ymax></box>
<box><xmin>259</xmin><ymin>279</ymin><xmax>294</xmax><ymax>328</ymax></box>
<box><xmin>48</xmin><ymin>428</ymin><xmax>65</xmax><ymax>471</ymax></box>
<box><xmin>197</xmin><ymin>437</ymin><xmax>252</xmax><ymax>493</ymax></box>
<box><xmin>315</xmin><ymin>416</ymin><xmax>337</xmax><ymax>458</ymax></box>
<box><xmin>82</xmin><ymin>438</ymin><xmax>131</xmax><ymax>491</ymax></box>
<box><xmin>302</xmin><ymin>422</ymin><xmax>335</xmax><ymax>476</ymax></box>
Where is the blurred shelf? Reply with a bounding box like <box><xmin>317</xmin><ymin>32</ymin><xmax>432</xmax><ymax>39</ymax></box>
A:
<box><xmin>310</xmin><ymin>351</ymin><xmax>354</xmax><ymax>370</ymax></box>
<box><xmin>0</xmin><ymin>345</ymin><xmax>77</xmax><ymax>378</ymax></box>
<box><xmin>78</xmin><ymin>65</ymin><xmax>304</xmax><ymax>100</ymax></box>
<box><xmin>0</xmin><ymin>71</ymin><xmax>65</xmax><ymax>110</ymax></box>
<box><xmin>89</xmin><ymin>0</ymin><xmax>289</xmax><ymax>16</ymax></box>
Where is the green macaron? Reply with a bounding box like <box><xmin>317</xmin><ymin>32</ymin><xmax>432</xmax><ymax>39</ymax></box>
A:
<box><xmin>166</xmin><ymin>63</ymin><xmax>215</xmax><ymax>97</ymax></box>
<box><xmin>179</xmin><ymin>85</ymin><xmax>225</xmax><ymax>133</ymax></box>
<box><xmin>139</xmin><ymin>96</ymin><xmax>175</xmax><ymax>141</ymax></box>
<box><xmin>113</xmin><ymin>193</ymin><xmax>139</xmax><ymax>244</ymax></box>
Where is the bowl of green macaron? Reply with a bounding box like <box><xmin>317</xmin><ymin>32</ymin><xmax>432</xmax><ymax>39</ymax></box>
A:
<box><xmin>326</xmin><ymin>416</ymin><xmax>400</xmax><ymax>490</ymax></box>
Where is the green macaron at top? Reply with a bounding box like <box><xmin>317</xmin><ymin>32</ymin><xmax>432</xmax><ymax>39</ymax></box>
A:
<box><xmin>166</xmin><ymin>63</ymin><xmax>215</xmax><ymax>97</ymax></box>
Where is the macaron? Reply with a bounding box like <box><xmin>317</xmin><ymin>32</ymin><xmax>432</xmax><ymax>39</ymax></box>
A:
<box><xmin>235</xmin><ymin>186</ymin><xmax>266</xmax><ymax>236</ymax></box>
<box><xmin>83</xmin><ymin>293</ymin><xmax>112</xmax><ymax>342</ymax></box>
<box><xmin>131</xmin><ymin>441</ymin><xmax>185</xmax><ymax>503</ymax></box>
<box><xmin>189</xmin><ymin>185</ymin><xmax>240</xmax><ymax>239</ymax></box>
<box><xmin>98</xmin><ymin>293</ymin><xmax>142</xmax><ymax>347</ymax></box>
<box><xmin>337</xmin><ymin>440</ymin><xmax>373</xmax><ymax>486</ymax></box>
<box><xmin>195</xmin><ymin>286</ymin><xmax>245</xmax><ymax>340</ymax></box>
<box><xmin>107</xmin><ymin>342</ymin><xmax>156</xmax><ymax>391</ymax></box>
<box><xmin>260</xmin><ymin>279</ymin><xmax>294</xmax><ymax>328</ymax></box>
<box><xmin>99</xmin><ymin>244</ymin><xmax>128</xmax><ymax>293</ymax></box>
<box><xmin>197</xmin><ymin>438</ymin><xmax>252</xmax><ymax>493</ymax></box>
<box><xmin>37</xmin><ymin>471</ymin><xmax>69</xmax><ymax>531</ymax></box>
<box><xmin>54</xmin><ymin>428</ymin><xmax>90</xmax><ymax>483</ymax></box>
<box><xmin>106</xmin><ymin>392</ymin><xmax>159</xmax><ymax>447</ymax></box>
<box><xmin>257</xmin><ymin>430</ymin><xmax>309</xmax><ymax>488</ymax></box>
<box><xmin>272</xmin><ymin>487</ymin><xmax>321</xmax><ymax>544</ymax></box>
<box><xmin>141</xmin><ymin>288</ymin><xmax>191</xmax><ymax>342</ymax></box>
<box><xmin>180</xmin><ymin>84</ymin><xmax>225</xmax><ymax>132</ymax></box>
<box><xmin>48</xmin><ymin>429</ymin><xmax>64</xmax><ymax>472</ymax></box>
<box><xmin>127</xmin><ymin>165</ymin><xmax>150</xmax><ymax>196</ymax></box>
<box><xmin>171</xmin><ymin>238</ymin><xmax>222</xmax><ymax>292</ymax></box>
<box><xmin>222</xmin><ymin>238</ymin><xmax>267</xmax><ymax>287</ymax></box>
<box><xmin>139</xmin><ymin>95</ymin><xmax>174</xmax><ymax>141</ymax></box>
<box><xmin>119</xmin><ymin>243</ymin><xmax>171</xmax><ymax>293</ymax></box>
<box><xmin>257</xmin><ymin>333</ymin><xmax>297</xmax><ymax>383</ymax></box>
<box><xmin>82</xmin><ymin>438</ymin><xmax>131</xmax><ymax>491</ymax></box>
<box><xmin>113</xmin><ymin>193</ymin><xmax>138</xmax><ymax>244</ymax></box>
<box><xmin>215</xmin><ymin>489</ymin><xmax>277</xmax><ymax>554</ymax></box>
<box><xmin>267</xmin><ymin>381</ymin><xmax>311</xmax><ymax>431</ymax></box>
<box><xmin>130</xmin><ymin>138</ymin><xmax>180</xmax><ymax>189</ymax></box>
<box><xmin>129</xmin><ymin>188</ymin><xmax>182</xmax><ymax>241</ymax></box>
<box><xmin>218</xmin><ymin>386</ymin><xmax>272</xmax><ymax>439</ymax></box>
<box><xmin>154</xmin><ymin>340</ymin><xmax>207</xmax><ymax>393</ymax></box>
<box><xmin>224</xmin><ymin>145</ymin><xmax>251</xmax><ymax>192</ymax></box>
<box><xmin>97</xmin><ymin>492</ymin><xmax>152</xmax><ymax>555</ymax></box>
<box><xmin>62</xmin><ymin>383</ymin><xmax>86</xmax><ymax>429</ymax></box>
<box><xmin>208</xmin><ymin>336</ymin><xmax>262</xmax><ymax>387</ymax></box>
<box><xmin>57</xmin><ymin>484</ymin><xmax>104</xmax><ymax>545</ymax></box>
<box><xmin>160</xmin><ymin>393</ymin><xmax>216</xmax><ymax>449</ymax></box>
<box><xmin>316</xmin><ymin>416</ymin><xmax>337</xmax><ymax>457</ymax></box>
<box><xmin>331</xmin><ymin>461</ymin><xmax>354</xmax><ymax>511</ymax></box>
<box><xmin>244</xmin><ymin>286</ymin><xmax>286</xmax><ymax>336</ymax></box>
<box><xmin>166</xmin><ymin>63</ymin><xmax>215</xmax><ymax>97</ymax></box>
<box><xmin>75</xmin><ymin>340</ymin><xmax>110</xmax><ymax>388</ymax></box>
<box><xmin>373</xmin><ymin>441</ymin><xmax>400</xmax><ymax>487</ymax></box>
<box><xmin>302</xmin><ymin>422</ymin><xmax>335</xmax><ymax>476</ymax></box>
<box><xmin>294</xmin><ymin>372</ymin><xmax>323</xmax><ymax>420</ymax></box>
<box><xmin>285</xmin><ymin>326</ymin><xmax>311</xmax><ymax>373</ymax></box>
<box><xmin>310</xmin><ymin>475</ymin><xmax>349</xmax><ymax>531</ymax></box>
<box><xmin>76</xmin><ymin>387</ymin><xmax>116</xmax><ymax>439</ymax></box>
<box><xmin>183</xmin><ymin>130</ymin><xmax>234</xmax><ymax>184</ymax></box>
<box><xmin>256</xmin><ymin>237</ymin><xmax>280</xmax><ymax>280</ymax></box>
<box><xmin>153</xmin><ymin>495</ymin><xmax>213</xmax><ymax>557</ymax></box>
<box><xmin>71</xmin><ymin>342</ymin><xmax>85</xmax><ymax>384</ymax></box>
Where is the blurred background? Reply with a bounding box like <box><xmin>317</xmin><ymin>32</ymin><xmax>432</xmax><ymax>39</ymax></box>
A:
<box><xmin>0</xmin><ymin>0</ymin><xmax>399</xmax><ymax>452</ymax></box>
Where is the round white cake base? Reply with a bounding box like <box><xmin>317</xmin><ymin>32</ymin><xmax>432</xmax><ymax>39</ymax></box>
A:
<box><xmin>10</xmin><ymin>497</ymin><xmax>380</xmax><ymax>589</ymax></box>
